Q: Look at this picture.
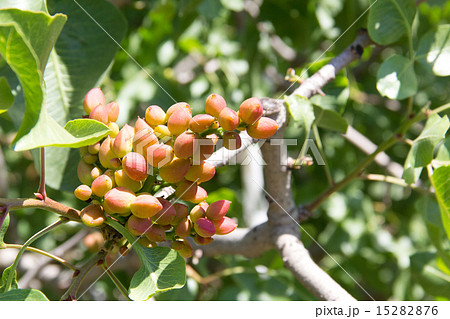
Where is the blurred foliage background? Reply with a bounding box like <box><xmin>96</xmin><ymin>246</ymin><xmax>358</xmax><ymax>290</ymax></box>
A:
<box><xmin>0</xmin><ymin>0</ymin><xmax>449</xmax><ymax>300</ymax></box>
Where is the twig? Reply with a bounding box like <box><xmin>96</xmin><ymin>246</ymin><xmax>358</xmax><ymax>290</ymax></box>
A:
<box><xmin>361</xmin><ymin>174</ymin><xmax>432</xmax><ymax>194</ymax></box>
<box><xmin>4</xmin><ymin>218</ymin><xmax>68</xmax><ymax>292</ymax></box>
<box><xmin>61</xmin><ymin>249</ymin><xmax>107</xmax><ymax>301</ymax></box>
<box><xmin>186</xmin><ymin>264</ymin><xmax>247</xmax><ymax>285</ymax></box>
<box><xmin>343</xmin><ymin>126</ymin><xmax>404</xmax><ymax>178</ymax></box>
<box><xmin>102</xmin><ymin>263</ymin><xmax>132</xmax><ymax>301</ymax></box>
<box><xmin>37</xmin><ymin>148</ymin><xmax>47</xmax><ymax>199</ymax></box>
<box><xmin>312</xmin><ymin>124</ymin><xmax>333</xmax><ymax>185</ymax></box>
<box><xmin>306</xmin><ymin>135</ymin><xmax>397</xmax><ymax>212</ymax></box>
<box><xmin>307</xmin><ymin>103</ymin><xmax>437</xmax><ymax>212</ymax></box>
<box><xmin>2</xmin><ymin>243</ymin><xmax>77</xmax><ymax>271</ymax></box>
<box><xmin>19</xmin><ymin>229</ymin><xmax>89</xmax><ymax>288</ymax></box>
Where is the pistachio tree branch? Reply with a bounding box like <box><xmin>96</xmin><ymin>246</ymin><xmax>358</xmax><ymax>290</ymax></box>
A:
<box><xmin>274</xmin><ymin>225</ymin><xmax>356</xmax><ymax>301</ymax></box>
<box><xmin>343</xmin><ymin>125</ymin><xmax>404</xmax><ymax>178</ymax></box>
<box><xmin>292</xmin><ymin>29</ymin><xmax>371</xmax><ymax>98</ymax></box>
<box><xmin>195</xmin><ymin>30</ymin><xmax>375</xmax><ymax>300</ymax></box>
<box><xmin>205</xmin><ymin>30</ymin><xmax>371</xmax><ymax>169</ymax></box>
<box><xmin>195</xmin><ymin>223</ymin><xmax>273</xmax><ymax>258</ymax></box>
<box><xmin>217</xmin><ymin>31</ymin><xmax>373</xmax><ymax>299</ymax></box>
<box><xmin>260</xmin><ymin>120</ymin><xmax>357</xmax><ymax>300</ymax></box>
<box><xmin>0</xmin><ymin>197</ymin><xmax>81</xmax><ymax>222</ymax></box>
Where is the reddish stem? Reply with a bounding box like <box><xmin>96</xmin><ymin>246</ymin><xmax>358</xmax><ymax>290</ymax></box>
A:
<box><xmin>38</xmin><ymin>148</ymin><xmax>47</xmax><ymax>199</ymax></box>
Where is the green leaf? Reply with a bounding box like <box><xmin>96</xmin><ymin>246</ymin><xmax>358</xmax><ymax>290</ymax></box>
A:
<box><xmin>0</xmin><ymin>9</ymin><xmax>65</xmax><ymax>74</ymax></box>
<box><xmin>368</xmin><ymin>0</ymin><xmax>416</xmax><ymax>45</ymax></box>
<box><xmin>435</xmin><ymin>138</ymin><xmax>450</xmax><ymax>167</ymax></box>
<box><xmin>312</xmin><ymin>105</ymin><xmax>348</xmax><ymax>133</ymax></box>
<box><xmin>403</xmin><ymin>114</ymin><xmax>450</xmax><ymax>183</ymax></box>
<box><xmin>106</xmin><ymin>219</ymin><xmax>186</xmax><ymax>300</ymax></box>
<box><xmin>0</xmin><ymin>288</ymin><xmax>49</xmax><ymax>301</ymax></box>
<box><xmin>0</xmin><ymin>266</ymin><xmax>17</xmax><ymax>293</ymax></box>
<box><xmin>417</xmin><ymin>197</ymin><xmax>450</xmax><ymax>268</ymax></box>
<box><xmin>309</xmin><ymin>69</ymin><xmax>349</xmax><ymax>114</ymax></box>
<box><xmin>284</xmin><ymin>95</ymin><xmax>315</xmax><ymax>137</ymax></box>
<box><xmin>0</xmin><ymin>9</ymin><xmax>67</xmax><ymax>147</ymax></box>
<box><xmin>129</xmin><ymin>245</ymin><xmax>186</xmax><ymax>301</ymax></box>
<box><xmin>417</xmin><ymin>24</ymin><xmax>450</xmax><ymax>77</ymax></box>
<box><xmin>420</xmin><ymin>197</ymin><xmax>445</xmax><ymax>249</ymax></box>
<box><xmin>410</xmin><ymin>252</ymin><xmax>450</xmax><ymax>298</ymax></box>
<box><xmin>0</xmin><ymin>76</ymin><xmax>14</xmax><ymax>113</ymax></box>
<box><xmin>13</xmin><ymin>112</ymin><xmax>111</xmax><ymax>151</ymax></box>
<box><xmin>41</xmin><ymin>0</ymin><xmax>127</xmax><ymax>190</ymax></box>
<box><xmin>431</xmin><ymin>166</ymin><xmax>450</xmax><ymax>243</ymax></box>
<box><xmin>0</xmin><ymin>22</ymin><xmax>43</xmax><ymax>145</ymax></box>
<box><xmin>0</xmin><ymin>0</ymin><xmax>47</xmax><ymax>12</ymax></box>
<box><xmin>45</xmin><ymin>0</ymin><xmax>126</xmax><ymax>124</ymax></box>
<box><xmin>376</xmin><ymin>54</ymin><xmax>417</xmax><ymax>100</ymax></box>
<box><xmin>0</xmin><ymin>213</ymin><xmax>9</xmax><ymax>246</ymax></box>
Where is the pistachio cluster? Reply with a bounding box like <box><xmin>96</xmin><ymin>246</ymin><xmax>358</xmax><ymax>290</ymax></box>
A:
<box><xmin>74</xmin><ymin>88</ymin><xmax>277</xmax><ymax>258</ymax></box>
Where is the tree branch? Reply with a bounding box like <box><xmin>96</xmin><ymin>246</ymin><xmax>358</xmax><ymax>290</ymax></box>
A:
<box><xmin>195</xmin><ymin>30</ymin><xmax>374</xmax><ymax>300</ymax></box>
<box><xmin>0</xmin><ymin>197</ymin><xmax>81</xmax><ymax>222</ymax></box>
<box><xmin>343</xmin><ymin>125</ymin><xmax>404</xmax><ymax>178</ymax></box>
<box><xmin>259</xmin><ymin>109</ymin><xmax>357</xmax><ymax>300</ymax></box>
<box><xmin>195</xmin><ymin>223</ymin><xmax>273</xmax><ymax>258</ymax></box>
<box><xmin>293</xmin><ymin>29</ymin><xmax>371</xmax><ymax>99</ymax></box>
<box><xmin>274</xmin><ymin>225</ymin><xmax>356</xmax><ymax>301</ymax></box>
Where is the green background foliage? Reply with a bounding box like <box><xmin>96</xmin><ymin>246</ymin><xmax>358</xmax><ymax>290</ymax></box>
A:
<box><xmin>0</xmin><ymin>0</ymin><xmax>449</xmax><ymax>300</ymax></box>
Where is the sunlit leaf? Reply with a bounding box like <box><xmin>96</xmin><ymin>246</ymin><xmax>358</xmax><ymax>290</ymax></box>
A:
<box><xmin>106</xmin><ymin>219</ymin><xmax>186</xmax><ymax>301</ymax></box>
<box><xmin>377</xmin><ymin>54</ymin><xmax>417</xmax><ymax>100</ymax></box>
<box><xmin>403</xmin><ymin>114</ymin><xmax>449</xmax><ymax>184</ymax></box>
<box><xmin>417</xmin><ymin>24</ymin><xmax>450</xmax><ymax>77</ymax></box>
<box><xmin>0</xmin><ymin>288</ymin><xmax>49</xmax><ymax>301</ymax></box>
